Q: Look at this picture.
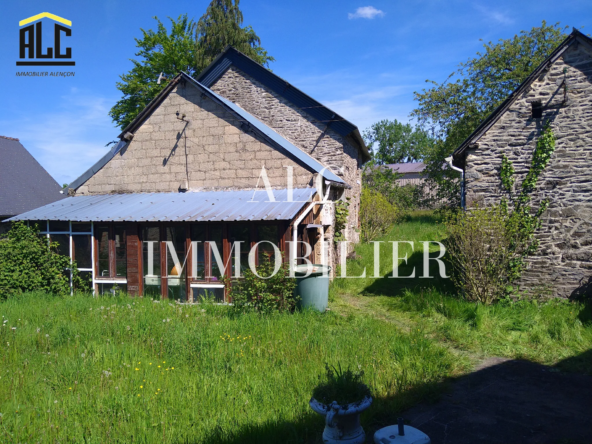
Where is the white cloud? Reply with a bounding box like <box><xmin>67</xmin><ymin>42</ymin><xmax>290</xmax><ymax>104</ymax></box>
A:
<box><xmin>0</xmin><ymin>89</ymin><xmax>118</xmax><ymax>185</ymax></box>
<box><xmin>474</xmin><ymin>5</ymin><xmax>513</xmax><ymax>25</ymax></box>
<box><xmin>348</xmin><ymin>6</ymin><xmax>385</xmax><ymax>20</ymax></box>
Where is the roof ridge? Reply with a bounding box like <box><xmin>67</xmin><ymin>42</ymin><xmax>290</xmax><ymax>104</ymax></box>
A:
<box><xmin>452</xmin><ymin>29</ymin><xmax>591</xmax><ymax>164</ymax></box>
<box><xmin>0</xmin><ymin>135</ymin><xmax>20</xmax><ymax>141</ymax></box>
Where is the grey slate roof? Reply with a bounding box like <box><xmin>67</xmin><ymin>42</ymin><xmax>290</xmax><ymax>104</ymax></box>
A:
<box><xmin>7</xmin><ymin>188</ymin><xmax>314</xmax><ymax>223</ymax></box>
<box><xmin>385</xmin><ymin>162</ymin><xmax>426</xmax><ymax>174</ymax></box>
<box><xmin>0</xmin><ymin>136</ymin><xmax>65</xmax><ymax>218</ymax></box>
<box><xmin>69</xmin><ymin>72</ymin><xmax>346</xmax><ymax>192</ymax></box>
<box><xmin>197</xmin><ymin>46</ymin><xmax>370</xmax><ymax>162</ymax></box>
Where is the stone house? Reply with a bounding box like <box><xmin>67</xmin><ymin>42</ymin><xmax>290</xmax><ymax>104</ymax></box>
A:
<box><xmin>6</xmin><ymin>47</ymin><xmax>370</xmax><ymax>300</ymax></box>
<box><xmin>0</xmin><ymin>135</ymin><xmax>64</xmax><ymax>235</ymax></box>
<box><xmin>452</xmin><ymin>29</ymin><xmax>592</xmax><ymax>298</ymax></box>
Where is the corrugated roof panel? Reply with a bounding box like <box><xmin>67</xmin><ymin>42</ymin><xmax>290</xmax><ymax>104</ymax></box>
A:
<box><xmin>6</xmin><ymin>188</ymin><xmax>314</xmax><ymax>223</ymax></box>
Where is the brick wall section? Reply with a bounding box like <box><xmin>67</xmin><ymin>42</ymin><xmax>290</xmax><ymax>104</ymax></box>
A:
<box><xmin>210</xmin><ymin>66</ymin><xmax>363</xmax><ymax>246</ymax></box>
<box><xmin>77</xmin><ymin>82</ymin><xmax>316</xmax><ymax>194</ymax></box>
<box><xmin>463</xmin><ymin>42</ymin><xmax>592</xmax><ymax>298</ymax></box>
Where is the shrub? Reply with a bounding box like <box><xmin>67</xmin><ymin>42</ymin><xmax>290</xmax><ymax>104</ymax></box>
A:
<box><xmin>445</xmin><ymin>206</ymin><xmax>515</xmax><ymax>303</ymax></box>
<box><xmin>224</xmin><ymin>254</ymin><xmax>298</xmax><ymax>313</ymax></box>
<box><xmin>362</xmin><ymin>162</ymin><xmax>425</xmax><ymax>213</ymax></box>
<box><xmin>0</xmin><ymin>222</ymin><xmax>80</xmax><ymax>298</ymax></box>
<box><xmin>312</xmin><ymin>363</ymin><xmax>372</xmax><ymax>405</ymax></box>
<box><xmin>360</xmin><ymin>188</ymin><xmax>398</xmax><ymax>242</ymax></box>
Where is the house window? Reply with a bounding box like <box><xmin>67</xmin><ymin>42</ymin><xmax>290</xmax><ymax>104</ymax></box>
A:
<box><xmin>95</xmin><ymin>224</ymin><xmax>127</xmax><ymax>279</ymax></box>
<box><xmin>165</xmin><ymin>225</ymin><xmax>187</xmax><ymax>302</ymax></box>
<box><xmin>41</xmin><ymin>221</ymin><xmax>94</xmax><ymax>293</ymax></box>
<box><xmin>142</xmin><ymin>226</ymin><xmax>161</xmax><ymax>299</ymax></box>
<box><xmin>257</xmin><ymin>225</ymin><xmax>279</xmax><ymax>265</ymax></box>
<box><xmin>532</xmin><ymin>101</ymin><xmax>543</xmax><ymax>118</ymax></box>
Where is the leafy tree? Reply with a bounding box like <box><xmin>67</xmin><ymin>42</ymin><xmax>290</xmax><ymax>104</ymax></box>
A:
<box><xmin>363</xmin><ymin>119</ymin><xmax>434</xmax><ymax>164</ymax></box>
<box><xmin>109</xmin><ymin>15</ymin><xmax>198</xmax><ymax>130</ymax></box>
<box><xmin>411</xmin><ymin>21</ymin><xmax>568</xmax><ymax>208</ymax></box>
<box><xmin>195</xmin><ymin>0</ymin><xmax>274</xmax><ymax>73</ymax></box>
<box><xmin>110</xmin><ymin>1</ymin><xmax>274</xmax><ymax>130</ymax></box>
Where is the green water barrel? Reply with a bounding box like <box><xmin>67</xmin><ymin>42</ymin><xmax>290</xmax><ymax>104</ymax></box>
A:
<box><xmin>294</xmin><ymin>264</ymin><xmax>331</xmax><ymax>312</ymax></box>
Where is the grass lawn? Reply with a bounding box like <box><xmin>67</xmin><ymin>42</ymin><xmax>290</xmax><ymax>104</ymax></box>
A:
<box><xmin>1</xmin><ymin>212</ymin><xmax>590</xmax><ymax>443</ymax></box>
<box><xmin>331</xmin><ymin>212</ymin><xmax>592</xmax><ymax>374</ymax></box>
<box><xmin>0</xmin><ymin>292</ymin><xmax>462</xmax><ymax>443</ymax></box>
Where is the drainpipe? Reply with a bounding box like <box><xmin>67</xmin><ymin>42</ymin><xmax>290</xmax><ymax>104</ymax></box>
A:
<box><xmin>291</xmin><ymin>183</ymin><xmax>332</xmax><ymax>267</ymax></box>
<box><xmin>445</xmin><ymin>156</ymin><xmax>465</xmax><ymax>209</ymax></box>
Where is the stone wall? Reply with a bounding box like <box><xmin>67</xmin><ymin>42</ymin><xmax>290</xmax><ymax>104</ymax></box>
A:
<box><xmin>463</xmin><ymin>41</ymin><xmax>592</xmax><ymax>298</ymax></box>
<box><xmin>77</xmin><ymin>81</ymin><xmax>316</xmax><ymax>195</ymax></box>
<box><xmin>210</xmin><ymin>67</ymin><xmax>363</xmax><ymax>246</ymax></box>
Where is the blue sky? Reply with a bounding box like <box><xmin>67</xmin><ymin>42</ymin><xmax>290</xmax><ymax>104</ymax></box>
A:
<box><xmin>0</xmin><ymin>0</ymin><xmax>589</xmax><ymax>185</ymax></box>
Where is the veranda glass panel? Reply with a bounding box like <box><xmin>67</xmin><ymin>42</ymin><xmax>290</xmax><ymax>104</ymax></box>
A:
<box><xmin>98</xmin><ymin>282</ymin><xmax>127</xmax><ymax>296</ymax></box>
<box><xmin>257</xmin><ymin>225</ymin><xmax>279</xmax><ymax>265</ymax></box>
<box><xmin>114</xmin><ymin>225</ymin><xmax>127</xmax><ymax>277</ymax></box>
<box><xmin>76</xmin><ymin>270</ymin><xmax>93</xmax><ymax>292</ymax></box>
<box><xmin>228</xmin><ymin>224</ymin><xmax>249</xmax><ymax>277</ymax></box>
<box><xmin>192</xmin><ymin>286</ymin><xmax>224</xmax><ymax>303</ymax></box>
<box><xmin>165</xmin><ymin>226</ymin><xmax>186</xmax><ymax>302</ymax></box>
<box><xmin>142</xmin><ymin>227</ymin><xmax>161</xmax><ymax>298</ymax></box>
<box><xmin>48</xmin><ymin>221</ymin><xmax>69</xmax><ymax>232</ymax></box>
<box><xmin>72</xmin><ymin>222</ymin><xmax>91</xmax><ymax>233</ymax></box>
<box><xmin>50</xmin><ymin>234</ymin><xmax>69</xmax><ymax>257</ymax></box>
<box><xmin>96</xmin><ymin>225</ymin><xmax>110</xmax><ymax>278</ymax></box>
<box><xmin>190</xmin><ymin>225</ymin><xmax>206</xmax><ymax>280</ymax></box>
<box><xmin>209</xmin><ymin>225</ymin><xmax>223</xmax><ymax>282</ymax></box>
<box><xmin>72</xmin><ymin>235</ymin><xmax>92</xmax><ymax>269</ymax></box>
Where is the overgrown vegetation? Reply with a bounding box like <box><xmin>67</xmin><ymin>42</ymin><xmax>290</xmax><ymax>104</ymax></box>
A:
<box><xmin>333</xmin><ymin>198</ymin><xmax>350</xmax><ymax>243</ymax></box>
<box><xmin>0</xmin><ymin>222</ymin><xmax>81</xmax><ymax>298</ymax></box>
<box><xmin>445</xmin><ymin>124</ymin><xmax>556</xmax><ymax>303</ymax></box>
<box><xmin>412</xmin><ymin>21</ymin><xmax>567</xmax><ymax>208</ymax></box>
<box><xmin>312</xmin><ymin>364</ymin><xmax>372</xmax><ymax>406</ymax></box>
<box><xmin>362</xmin><ymin>162</ymin><xmax>424</xmax><ymax>213</ymax></box>
<box><xmin>224</xmin><ymin>254</ymin><xmax>298</xmax><ymax>313</ymax></box>
<box><xmin>331</xmin><ymin>213</ymin><xmax>592</xmax><ymax>373</ymax></box>
<box><xmin>360</xmin><ymin>188</ymin><xmax>398</xmax><ymax>242</ymax></box>
<box><xmin>0</xmin><ymin>292</ymin><xmax>459</xmax><ymax>443</ymax></box>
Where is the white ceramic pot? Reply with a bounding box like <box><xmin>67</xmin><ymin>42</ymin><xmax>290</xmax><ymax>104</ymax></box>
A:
<box><xmin>310</xmin><ymin>396</ymin><xmax>373</xmax><ymax>444</ymax></box>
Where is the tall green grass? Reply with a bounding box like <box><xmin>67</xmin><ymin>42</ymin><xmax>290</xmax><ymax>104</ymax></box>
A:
<box><xmin>331</xmin><ymin>212</ymin><xmax>592</xmax><ymax>373</ymax></box>
<box><xmin>0</xmin><ymin>292</ymin><xmax>462</xmax><ymax>443</ymax></box>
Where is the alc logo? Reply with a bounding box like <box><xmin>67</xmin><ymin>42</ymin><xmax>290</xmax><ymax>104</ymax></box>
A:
<box><xmin>17</xmin><ymin>12</ymin><xmax>74</xmax><ymax>66</ymax></box>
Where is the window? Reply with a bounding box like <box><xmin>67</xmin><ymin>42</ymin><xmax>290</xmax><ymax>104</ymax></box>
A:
<box><xmin>228</xmin><ymin>224</ymin><xmax>250</xmax><ymax>277</ymax></box>
<box><xmin>532</xmin><ymin>101</ymin><xmax>543</xmax><ymax>119</ymax></box>
<box><xmin>165</xmin><ymin>225</ymin><xmax>186</xmax><ymax>302</ymax></box>
<box><xmin>41</xmin><ymin>221</ymin><xmax>94</xmax><ymax>294</ymax></box>
<box><xmin>257</xmin><ymin>225</ymin><xmax>279</xmax><ymax>265</ymax></box>
<box><xmin>95</xmin><ymin>225</ymin><xmax>127</xmax><ymax>279</ymax></box>
<box><xmin>142</xmin><ymin>226</ymin><xmax>161</xmax><ymax>299</ymax></box>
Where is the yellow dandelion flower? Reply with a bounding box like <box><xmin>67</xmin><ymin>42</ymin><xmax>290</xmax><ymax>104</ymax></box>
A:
<box><xmin>149</xmin><ymin>363</ymin><xmax>152</xmax><ymax>365</ymax></box>
<box><xmin>158</xmin><ymin>365</ymin><xmax>161</xmax><ymax>368</ymax></box>
<box><xmin>171</xmin><ymin>367</ymin><xmax>174</xmax><ymax>370</ymax></box>
<box><xmin>135</xmin><ymin>368</ymin><xmax>139</xmax><ymax>371</ymax></box>
<box><xmin>140</xmin><ymin>386</ymin><xmax>143</xmax><ymax>389</ymax></box>
<box><xmin>137</xmin><ymin>394</ymin><xmax>141</xmax><ymax>397</ymax></box>
<box><xmin>69</xmin><ymin>387</ymin><xmax>72</xmax><ymax>390</ymax></box>
<box><xmin>163</xmin><ymin>361</ymin><xmax>165</xmax><ymax>363</ymax></box>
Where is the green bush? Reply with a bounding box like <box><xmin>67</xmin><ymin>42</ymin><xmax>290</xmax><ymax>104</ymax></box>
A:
<box><xmin>445</xmin><ymin>206</ymin><xmax>531</xmax><ymax>304</ymax></box>
<box><xmin>360</xmin><ymin>188</ymin><xmax>398</xmax><ymax>242</ymax></box>
<box><xmin>0</xmin><ymin>222</ymin><xmax>79</xmax><ymax>298</ymax></box>
<box><xmin>224</xmin><ymin>254</ymin><xmax>298</xmax><ymax>313</ymax></box>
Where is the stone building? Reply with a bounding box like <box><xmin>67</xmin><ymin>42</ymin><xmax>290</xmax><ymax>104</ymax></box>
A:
<box><xmin>452</xmin><ymin>29</ymin><xmax>592</xmax><ymax>298</ymax></box>
<box><xmin>6</xmin><ymin>48</ymin><xmax>369</xmax><ymax>299</ymax></box>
